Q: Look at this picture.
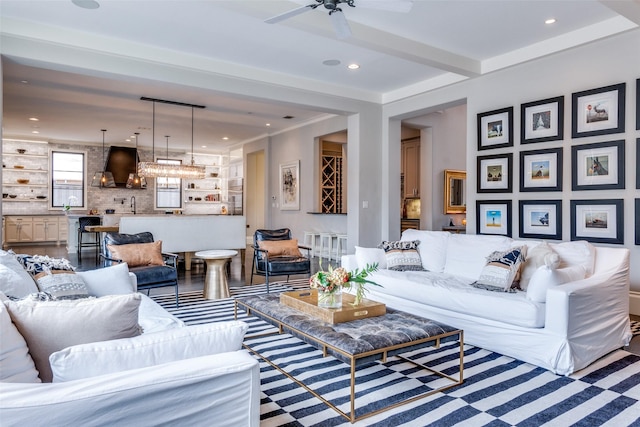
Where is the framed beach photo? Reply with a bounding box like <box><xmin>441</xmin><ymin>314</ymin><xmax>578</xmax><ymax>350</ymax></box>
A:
<box><xmin>637</xmin><ymin>139</ymin><xmax>640</xmax><ymax>189</ymax></box>
<box><xmin>477</xmin><ymin>153</ymin><xmax>513</xmax><ymax>193</ymax></box>
<box><xmin>637</xmin><ymin>79</ymin><xmax>639</xmax><ymax>130</ymax></box>
<box><xmin>571</xmin><ymin>140</ymin><xmax>624</xmax><ymax>191</ymax></box>
<box><xmin>571</xmin><ymin>83</ymin><xmax>625</xmax><ymax>138</ymax></box>
<box><xmin>476</xmin><ymin>200</ymin><xmax>512</xmax><ymax>237</ymax></box>
<box><xmin>477</xmin><ymin>107</ymin><xmax>513</xmax><ymax>151</ymax></box>
<box><xmin>519</xmin><ymin>148</ymin><xmax>563</xmax><ymax>192</ymax></box>
<box><xmin>519</xmin><ymin>200</ymin><xmax>562</xmax><ymax>240</ymax></box>
<box><xmin>521</xmin><ymin>96</ymin><xmax>564</xmax><ymax>144</ymax></box>
<box><xmin>570</xmin><ymin>199</ymin><xmax>623</xmax><ymax>244</ymax></box>
<box><xmin>636</xmin><ymin>199</ymin><xmax>640</xmax><ymax>245</ymax></box>
<box><xmin>279</xmin><ymin>160</ymin><xmax>300</xmax><ymax>210</ymax></box>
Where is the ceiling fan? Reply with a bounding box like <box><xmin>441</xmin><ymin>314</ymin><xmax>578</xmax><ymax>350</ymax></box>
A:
<box><xmin>265</xmin><ymin>0</ymin><xmax>414</xmax><ymax>39</ymax></box>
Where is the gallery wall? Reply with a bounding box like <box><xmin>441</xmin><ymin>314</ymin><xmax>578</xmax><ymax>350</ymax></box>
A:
<box><xmin>383</xmin><ymin>29</ymin><xmax>640</xmax><ymax>299</ymax></box>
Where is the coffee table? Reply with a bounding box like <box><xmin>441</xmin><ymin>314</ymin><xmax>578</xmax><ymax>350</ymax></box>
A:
<box><xmin>195</xmin><ymin>250</ymin><xmax>237</xmax><ymax>299</ymax></box>
<box><xmin>235</xmin><ymin>293</ymin><xmax>464</xmax><ymax>423</ymax></box>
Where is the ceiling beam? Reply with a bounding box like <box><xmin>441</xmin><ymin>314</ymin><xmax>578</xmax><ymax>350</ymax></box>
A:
<box><xmin>600</xmin><ymin>0</ymin><xmax>640</xmax><ymax>25</ymax></box>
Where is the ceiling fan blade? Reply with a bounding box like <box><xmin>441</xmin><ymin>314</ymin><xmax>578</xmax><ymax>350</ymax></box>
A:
<box><xmin>329</xmin><ymin>10</ymin><xmax>352</xmax><ymax>39</ymax></box>
<box><xmin>353</xmin><ymin>0</ymin><xmax>414</xmax><ymax>13</ymax></box>
<box><xmin>265</xmin><ymin>5</ymin><xmax>313</xmax><ymax>24</ymax></box>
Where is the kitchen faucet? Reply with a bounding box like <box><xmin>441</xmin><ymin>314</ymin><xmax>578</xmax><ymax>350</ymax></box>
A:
<box><xmin>130</xmin><ymin>196</ymin><xmax>136</xmax><ymax>215</ymax></box>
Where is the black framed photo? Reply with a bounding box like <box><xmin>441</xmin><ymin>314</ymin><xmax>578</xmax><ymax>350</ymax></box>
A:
<box><xmin>636</xmin><ymin>79</ymin><xmax>639</xmax><ymax>130</ymax></box>
<box><xmin>636</xmin><ymin>199</ymin><xmax>640</xmax><ymax>245</ymax></box>
<box><xmin>477</xmin><ymin>200</ymin><xmax>512</xmax><ymax>237</ymax></box>
<box><xmin>477</xmin><ymin>107</ymin><xmax>513</xmax><ymax>151</ymax></box>
<box><xmin>521</xmin><ymin>96</ymin><xmax>564</xmax><ymax>144</ymax></box>
<box><xmin>520</xmin><ymin>148</ymin><xmax>563</xmax><ymax>192</ymax></box>
<box><xmin>571</xmin><ymin>82</ymin><xmax>625</xmax><ymax>138</ymax></box>
<box><xmin>477</xmin><ymin>153</ymin><xmax>513</xmax><ymax>193</ymax></box>
<box><xmin>519</xmin><ymin>200</ymin><xmax>562</xmax><ymax>240</ymax></box>
<box><xmin>570</xmin><ymin>199</ymin><xmax>623</xmax><ymax>244</ymax></box>
<box><xmin>571</xmin><ymin>140</ymin><xmax>625</xmax><ymax>191</ymax></box>
<box><xmin>637</xmin><ymin>139</ymin><xmax>640</xmax><ymax>189</ymax></box>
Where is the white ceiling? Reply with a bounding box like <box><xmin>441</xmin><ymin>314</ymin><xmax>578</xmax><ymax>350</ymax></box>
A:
<box><xmin>1</xmin><ymin>0</ymin><xmax>638</xmax><ymax>153</ymax></box>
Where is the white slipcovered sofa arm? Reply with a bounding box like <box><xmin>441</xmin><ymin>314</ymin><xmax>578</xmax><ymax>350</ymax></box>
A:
<box><xmin>0</xmin><ymin>351</ymin><xmax>260</xmax><ymax>427</ymax></box>
<box><xmin>341</xmin><ymin>254</ymin><xmax>358</xmax><ymax>271</ymax></box>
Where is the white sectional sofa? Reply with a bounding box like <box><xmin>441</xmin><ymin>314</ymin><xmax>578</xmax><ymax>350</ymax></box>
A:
<box><xmin>342</xmin><ymin>229</ymin><xmax>631</xmax><ymax>375</ymax></box>
<box><xmin>0</xmin><ymin>251</ymin><xmax>260</xmax><ymax>426</ymax></box>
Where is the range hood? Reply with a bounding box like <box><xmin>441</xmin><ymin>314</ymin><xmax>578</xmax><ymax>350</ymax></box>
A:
<box><xmin>104</xmin><ymin>146</ymin><xmax>145</xmax><ymax>189</ymax></box>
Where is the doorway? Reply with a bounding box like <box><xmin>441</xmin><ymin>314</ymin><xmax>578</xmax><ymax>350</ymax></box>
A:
<box><xmin>245</xmin><ymin>150</ymin><xmax>265</xmax><ymax>245</ymax></box>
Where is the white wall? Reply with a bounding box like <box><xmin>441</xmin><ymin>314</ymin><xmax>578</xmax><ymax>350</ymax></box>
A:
<box><xmin>383</xmin><ymin>29</ymin><xmax>640</xmax><ymax>294</ymax></box>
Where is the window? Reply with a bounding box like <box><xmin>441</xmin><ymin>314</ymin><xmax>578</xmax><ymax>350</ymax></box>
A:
<box><xmin>51</xmin><ymin>151</ymin><xmax>86</xmax><ymax>209</ymax></box>
<box><xmin>155</xmin><ymin>159</ymin><xmax>183</xmax><ymax>209</ymax></box>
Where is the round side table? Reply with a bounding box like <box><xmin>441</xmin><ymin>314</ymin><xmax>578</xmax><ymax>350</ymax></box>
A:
<box><xmin>195</xmin><ymin>250</ymin><xmax>238</xmax><ymax>299</ymax></box>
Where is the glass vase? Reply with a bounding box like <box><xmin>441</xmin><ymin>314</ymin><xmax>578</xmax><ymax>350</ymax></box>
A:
<box><xmin>317</xmin><ymin>287</ymin><xmax>342</xmax><ymax>309</ymax></box>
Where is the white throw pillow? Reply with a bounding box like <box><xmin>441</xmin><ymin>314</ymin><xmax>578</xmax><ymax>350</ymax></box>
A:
<box><xmin>4</xmin><ymin>294</ymin><xmax>142</xmax><ymax>382</ymax></box>
<box><xmin>401</xmin><ymin>229</ymin><xmax>449</xmax><ymax>272</ymax></box>
<box><xmin>526</xmin><ymin>265</ymin><xmax>587</xmax><ymax>303</ymax></box>
<box><xmin>551</xmin><ymin>240</ymin><xmax>596</xmax><ymax>277</ymax></box>
<box><xmin>0</xmin><ymin>254</ymin><xmax>38</xmax><ymax>299</ymax></box>
<box><xmin>443</xmin><ymin>234</ymin><xmax>513</xmax><ymax>281</ymax></box>
<box><xmin>77</xmin><ymin>262</ymin><xmax>136</xmax><ymax>296</ymax></box>
<box><xmin>0</xmin><ymin>304</ymin><xmax>40</xmax><ymax>383</ymax></box>
<box><xmin>50</xmin><ymin>320</ymin><xmax>249</xmax><ymax>382</ymax></box>
<box><xmin>354</xmin><ymin>246</ymin><xmax>387</xmax><ymax>270</ymax></box>
<box><xmin>519</xmin><ymin>241</ymin><xmax>556</xmax><ymax>290</ymax></box>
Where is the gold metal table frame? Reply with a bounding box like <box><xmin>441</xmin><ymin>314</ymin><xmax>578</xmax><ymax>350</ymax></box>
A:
<box><xmin>235</xmin><ymin>299</ymin><xmax>464</xmax><ymax>424</ymax></box>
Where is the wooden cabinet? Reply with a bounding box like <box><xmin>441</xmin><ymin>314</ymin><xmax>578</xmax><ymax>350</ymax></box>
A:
<box><xmin>4</xmin><ymin>216</ymin><xmax>66</xmax><ymax>245</ymax></box>
<box><xmin>402</xmin><ymin>139</ymin><xmax>420</xmax><ymax>198</ymax></box>
<box><xmin>33</xmin><ymin>217</ymin><xmax>60</xmax><ymax>242</ymax></box>
<box><xmin>5</xmin><ymin>217</ymin><xmax>34</xmax><ymax>243</ymax></box>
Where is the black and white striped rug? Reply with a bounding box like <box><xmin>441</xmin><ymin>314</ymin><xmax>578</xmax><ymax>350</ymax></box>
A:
<box><xmin>152</xmin><ymin>283</ymin><xmax>640</xmax><ymax>427</ymax></box>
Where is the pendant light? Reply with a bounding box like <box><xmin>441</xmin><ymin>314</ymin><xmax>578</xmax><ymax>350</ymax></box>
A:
<box><xmin>91</xmin><ymin>129</ymin><xmax>115</xmax><ymax>187</ymax></box>
<box><xmin>126</xmin><ymin>132</ymin><xmax>145</xmax><ymax>188</ymax></box>
<box><xmin>137</xmin><ymin>97</ymin><xmax>206</xmax><ymax>179</ymax></box>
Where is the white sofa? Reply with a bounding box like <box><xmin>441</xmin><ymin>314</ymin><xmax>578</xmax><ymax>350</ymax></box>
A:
<box><xmin>342</xmin><ymin>229</ymin><xmax>631</xmax><ymax>375</ymax></box>
<box><xmin>0</xmin><ymin>251</ymin><xmax>260</xmax><ymax>426</ymax></box>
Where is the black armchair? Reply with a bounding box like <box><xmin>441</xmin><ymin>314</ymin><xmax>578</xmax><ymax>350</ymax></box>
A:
<box><xmin>250</xmin><ymin>228</ymin><xmax>311</xmax><ymax>293</ymax></box>
<box><xmin>101</xmin><ymin>231</ymin><xmax>180</xmax><ymax>307</ymax></box>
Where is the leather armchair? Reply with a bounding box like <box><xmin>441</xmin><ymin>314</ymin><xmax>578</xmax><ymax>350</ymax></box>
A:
<box><xmin>250</xmin><ymin>228</ymin><xmax>311</xmax><ymax>293</ymax></box>
<box><xmin>101</xmin><ymin>232</ymin><xmax>180</xmax><ymax>307</ymax></box>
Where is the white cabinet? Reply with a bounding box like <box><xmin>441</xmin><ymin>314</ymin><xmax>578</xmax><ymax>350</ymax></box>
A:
<box><xmin>33</xmin><ymin>217</ymin><xmax>60</xmax><ymax>242</ymax></box>
<box><xmin>5</xmin><ymin>217</ymin><xmax>34</xmax><ymax>243</ymax></box>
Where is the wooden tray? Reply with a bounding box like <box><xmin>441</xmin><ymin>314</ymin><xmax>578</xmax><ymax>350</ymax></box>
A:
<box><xmin>280</xmin><ymin>289</ymin><xmax>386</xmax><ymax>324</ymax></box>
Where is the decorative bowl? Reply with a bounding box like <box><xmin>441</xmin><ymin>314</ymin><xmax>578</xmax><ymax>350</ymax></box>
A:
<box><xmin>16</xmin><ymin>149</ymin><xmax>27</xmax><ymax>154</ymax></box>
<box><xmin>16</xmin><ymin>179</ymin><xmax>30</xmax><ymax>184</ymax></box>
<box><xmin>105</xmin><ymin>209</ymin><xmax>116</xmax><ymax>214</ymax></box>
<box><xmin>13</xmin><ymin>165</ymin><xmax>25</xmax><ymax>169</ymax></box>
<box><xmin>210</xmin><ymin>173</ymin><xmax>219</xmax><ymax>178</ymax></box>
<box><xmin>8</xmin><ymin>194</ymin><xmax>17</xmax><ymax>198</ymax></box>
<box><xmin>36</xmin><ymin>195</ymin><xmax>47</xmax><ymax>199</ymax></box>
<box><xmin>2</xmin><ymin>193</ymin><xmax>7</xmax><ymax>198</ymax></box>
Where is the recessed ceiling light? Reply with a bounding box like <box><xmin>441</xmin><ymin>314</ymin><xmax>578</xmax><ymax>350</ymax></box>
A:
<box><xmin>21</xmin><ymin>80</ymin><xmax>29</xmax><ymax>84</ymax></box>
<box><xmin>545</xmin><ymin>18</ymin><xmax>556</xmax><ymax>25</ymax></box>
<box><xmin>125</xmin><ymin>139</ymin><xmax>131</xmax><ymax>142</ymax></box>
<box><xmin>323</xmin><ymin>59</ymin><xmax>341</xmax><ymax>66</ymax></box>
<box><xmin>32</xmin><ymin>130</ymin><xmax>40</xmax><ymax>134</ymax></box>
<box><xmin>266</xmin><ymin>123</ymin><xmax>271</xmax><ymax>127</ymax></box>
<box><xmin>222</xmin><ymin>137</ymin><xmax>229</xmax><ymax>141</ymax></box>
<box><xmin>347</xmin><ymin>63</ymin><xmax>360</xmax><ymax>70</ymax></box>
<box><xmin>29</xmin><ymin>117</ymin><xmax>39</xmax><ymax>121</ymax></box>
<box><xmin>201</xmin><ymin>145</ymin><xmax>207</xmax><ymax>148</ymax></box>
<box><xmin>72</xmin><ymin>0</ymin><xmax>100</xmax><ymax>9</ymax></box>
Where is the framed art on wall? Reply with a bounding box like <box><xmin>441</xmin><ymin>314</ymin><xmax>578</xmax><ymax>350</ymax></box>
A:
<box><xmin>637</xmin><ymin>78</ymin><xmax>639</xmax><ymax>130</ymax></box>
<box><xmin>279</xmin><ymin>160</ymin><xmax>300</xmax><ymax>210</ymax></box>
<box><xmin>637</xmin><ymin>139</ymin><xmax>640</xmax><ymax>189</ymax></box>
<box><xmin>570</xmin><ymin>199</ymin><xmax>623</xmax><ymax>244</ymax></box>
<box><xmin>519</xmin><ymin>148</ymin><xmax>563</xmax><ymax>192</ymax></box>
<box><xmin>477</xmin><ymin>153</ymin><xmax>513</xmax><ymax>193</ymax></box>
<box><xmin>476</xmin><ymin>200</ymin><xmax>512</xmax><ymax>237</ymax></box>
<box><xmin>519</xmin><ymin>200</ymin><xmax>562</xmax><ymax>240</ymax></box>
<box><xmin>571</xmin><ymin>140</ymin><xmax>625</xmax><ymax>191</ymax></box>
<box><xmin>636</xmin><ymin>199</ymin><xmax>640</xmax><ymax>245</ymax></box>
<box><xmin>571</xmin><ymin>82</ymin><xmax>625</xmax><ymax>138</ymax></box>
<box><xmin>477</xmin><ymin>107</ymin><xmax>513</xmax><ymax>151</ymax></box>
<box><xmin>521</xmin><ymin>96</ymin><xmax>564</xmax><ymax>144</ymax></box>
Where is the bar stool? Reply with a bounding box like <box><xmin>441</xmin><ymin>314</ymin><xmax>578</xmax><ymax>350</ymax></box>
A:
<box><xmin>77</xmin><ymin>216</ymin><xmax>101</xmax><ymax>261</ymax></box>
<box><xmin>318</xmin><ymin>232</ymin><xmax>336</xmax><ymax>261</ymax></box>
<box><xmin>334</xmin><ymin>234</ymin><xmax>348</xmax><ymax>261</ymax></box>
<box><xmin>303</xmin><ymin>231</ymin><xmax>320</xmax><ymax>257</ymax></box>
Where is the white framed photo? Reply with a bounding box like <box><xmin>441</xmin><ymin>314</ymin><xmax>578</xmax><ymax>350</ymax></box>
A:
<box><xmin>279</xmin><ymin>160</ymin><xmax>300</xmax><ymax>210</ymax></box>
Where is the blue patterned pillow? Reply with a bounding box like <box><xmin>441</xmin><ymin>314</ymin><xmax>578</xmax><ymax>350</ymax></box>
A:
<box><xmin>12</xmin><ymin>252</ymin><xmax>75</xmax><ymax>277</ymax></box>
<box><xmin>378</xmin><ymin>240</ymin><xmax>424</xmax><ymax>271</ymax></box>
<box><xmin>472</xmin><ymin>246</ymin><xmax>526</xmax><ymax>292</ymax></box>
